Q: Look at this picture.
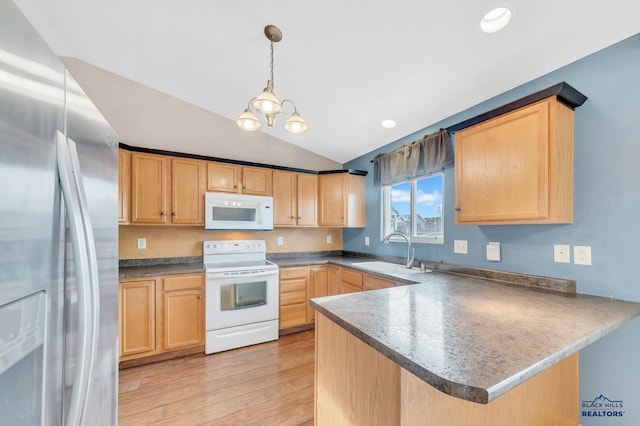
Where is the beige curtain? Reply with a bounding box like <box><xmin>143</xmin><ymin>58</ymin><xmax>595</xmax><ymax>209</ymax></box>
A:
<box><xmin>374</xmin><ymin>129</ymin><xmax>453</xmax><ymax>185</ymax></box>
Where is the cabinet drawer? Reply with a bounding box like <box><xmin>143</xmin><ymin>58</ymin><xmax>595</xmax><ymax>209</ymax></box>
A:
<box><xmin>280</xmin><ymin>279</ymin><xmax>307</xmax><ymax>293</ymax></box>
<box><xmin>280</xmin><ymin>267</ymin><xmax>308</xmax><ymax>280</ymax></box>
<box><xmin>163</xmin><ymin>274</ymin><xmax>203</xmax><ymax>292</ymax></box>
<box><xmin>340</xmin><ymin>269</ymin><xmax>363</xmax><ymax>288</ymax></box>
<box><xmin>280</xmin><ymin>290</ymin><xmax>307</xmax><ymax>306</ymax></box>
<box><xmin>363</xmin><ymin>274</ymin><xmax>395</xmax><ymax>291</ymax></box>
<box><xmin>280</xmin><ymin>303</ymin><xmax>308</xmax><ymax>329</ymax></box>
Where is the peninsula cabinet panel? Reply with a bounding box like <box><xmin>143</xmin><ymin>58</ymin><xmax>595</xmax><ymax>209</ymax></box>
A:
<box><xmin>206</xmin><ymin>162</ymin><xmax>273</xmax><ymax>196</ymax></box>
<box><xmin>119</xmin><ymin>280</ymin><xmax>156</xmax><ymax>358</ymax></box>
<box><xmin>338</xmin><ymin>268</ymin><xmax>363</xmax><ymax>294</ymax></box>
<box><xmin>118</xmin><ymin>149</ymin><xmax>130</xmax><ymax>224</ymax></box>
<box><xmin>171</xmin><ymin>158</ymin><xmax>205</xmax><ymax>225</ymax></box>
<box><xmin>454</xmin><ymin>96</ymin><xmax>573</xmax><ymax>225</ymax></box>
<box><xmin>318</xmin><ymin>173</ymin><xmax>366</xmax><ymax>227</ymax></box>
<box><xmin>130</xmin><ymin>152</ymin><xmax>169</xmax><ymax>224</ymax></box>
<box><xmin>273</xmin><ymin>170</ymin><xmax>318</xmax><ymax>227</ymax></box>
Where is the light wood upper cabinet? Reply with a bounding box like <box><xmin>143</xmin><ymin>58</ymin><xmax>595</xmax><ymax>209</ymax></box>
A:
<box><xmin>130</xmin><ymin>152</ymin><xmax>204</xmax><ymax>225</ymax></box>
<box><xmin>171</xmin><ymin>158</ymin><xmax>205</xmax><ymax>225</ymax></box>
<box><xmin>119</xmin><ymin>279</ymin><xmax>156</xmax><ymax>358</ymax></box>
<box><xmin>118</xmin><ymin>149</ymin><xmax>130</xmax><ymax>224</ymax></box>
<box><xmin>318</xmin><ymin>173</ymin><xmax>366</xmax><ymax>227</ymax></box>
<box><xmin>130</xmin><ymin>152</ymin><xmax>170</xmax><ymax>224</ymax></box>
<box><xmin>206</xmin><ymin>162</ymin><xmax>272</xmax><ymax>196</ymax></box>
<box><xmin>273</xmin><ymin>170</ymin><xmax>318</xmax><ymax>227</ymax></box>
<box><xmin>454</xmin><ymin>96</ymin><xmax>573</xmax><ymax>225</ymax></box>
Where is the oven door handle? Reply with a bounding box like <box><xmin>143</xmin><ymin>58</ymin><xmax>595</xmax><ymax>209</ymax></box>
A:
<box><xmin>207</xmin><ymin>270</ymin><xmax>279</xmax><ymax>279</ymax></box>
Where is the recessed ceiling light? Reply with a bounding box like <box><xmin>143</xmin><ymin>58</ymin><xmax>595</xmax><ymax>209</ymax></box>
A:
<box><xmin>480</xmin><ymin>7</ymin><xmax>512</xmax><ymax>33</ymax></box>
<box><xmin>381</xmin><ymin>119</ymin><xmax>396</xmax><ymax>128</ymax></box>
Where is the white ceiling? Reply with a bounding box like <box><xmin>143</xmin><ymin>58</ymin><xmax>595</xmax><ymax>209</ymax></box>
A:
<box><xmin>13</xmin><ymin>0</ymin><xmax>640</xmax><ymax>164</ymax></box>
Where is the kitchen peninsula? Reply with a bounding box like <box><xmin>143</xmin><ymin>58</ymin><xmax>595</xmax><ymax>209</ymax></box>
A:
<box><xmin>310</xmin><ymin>270</ymin><xmax>640</xmax><ymax>425</ymax></box>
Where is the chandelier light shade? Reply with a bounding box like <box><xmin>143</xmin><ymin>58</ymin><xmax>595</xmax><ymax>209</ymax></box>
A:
<box><xmin>236</xmin><ymin>25</ymin><xmax>308</xmax><ymax>134</ymax></box>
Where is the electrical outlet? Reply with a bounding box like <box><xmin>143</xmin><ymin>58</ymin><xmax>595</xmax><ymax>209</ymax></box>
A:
<box><xmin>277</xmin><ymin>236</ymin><xmax>284</xmax><ymax>246</ymax></box>
<box><xmin>454</xmin><ymin>240</ymin><xmax>468</xmax><ymax>254</ymax></box>
<box><xmin>137</xmin><ymin>238</ymin><xmax>146</xmax><ymax>249</ymax></box>
<box><xmin>574</xmin><ymin>246</ymin><xmax>592</xmax><ymax>265</ymax></box>
<box><xmin>553</xmin><ymin>244</ymin><xmax>570</xmax><ymax>263</ymax></box>
<box><xmin>365</xmin><ymin>237</ymin><xmax>370</xmax><ymax>246</ymax></box>
<box><xmin>326</xmin><ymin>235</ymin><xmax>332</xmax><ymax>244</ymax></box>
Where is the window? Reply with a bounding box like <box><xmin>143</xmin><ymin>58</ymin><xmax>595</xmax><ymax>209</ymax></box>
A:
<box><xmin>382</xmin><ymin>172</ymin><xmax>444</xmax><ymax>244</ymax></box>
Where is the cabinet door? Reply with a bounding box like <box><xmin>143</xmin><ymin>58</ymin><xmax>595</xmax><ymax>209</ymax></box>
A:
<box><xmin>242</xmin><ymin>166</ymin><xmax>272</xmax><ymax>195</ymax></box>
<box><xmin>130</xmin><ymin>152</ymin><xmax>169</xmax><ymax>223</ymax></box>
<box><xmin>206</xmin><ymin>162</ymin><xmax>239</xmax><ymax>193</ymax></box>
<box><xmin>119</xmin><ymin>280</ymin><xmax>156</xmax><ymax>357</ymax></box>
<box><xmin>273</xmin><ymin>170</ymin><xmax>297</xmax><ymax>226</ymax></box>
<box><xmin>308</xmin><ymin>266</ymin><xmax>328</xmax><ymax>322</ymax></box>
<box><xmin>171</xmin><ymin>158</ymin><xmax>205</xmax><ymax>224</ymax></box>
<box><xmin>339</xmin><ymin>268</ymin><xmax>363</xmax><ymax>294</ymax></box>
<box><xmin>318</xmin><ymin>174</ymin><xmax>347</xmax><ymax>226</ymax></box>
<box><xmin>327</xmin><ymin>266</ymin><xmax>340</xmax><ymax>296</ymax></box>
<box><xmin>455</xmin><ymin>98</ymin><xmax>572</xmax><ymax>224</ymax></box>
<box><xmin>297</xmin><ymin>173</ymin><xmax>318</xmax><ymax>227</ymax></box>
<box><xmin>161</xmin><ymin>274</ymin><xmax>204</xmax><ymax>351</ymax></box>
<box><xmin>118</xmin><ymin>149</ymin><xmax>130</xmax><ymax>224</ymax></box>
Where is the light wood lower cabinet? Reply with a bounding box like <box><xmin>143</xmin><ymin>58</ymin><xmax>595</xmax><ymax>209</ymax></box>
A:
<box><xmin>119</xmin><ymin>273</ymin><xmax>204</xmax><ymax>362</ymax></box>
<box><xmin>279</xmin><ymin>265</ymin><xmax>399</xmax><ymax>332</ymax></box>
<box><xmin>119</xmin><ymin>279</ymin><xmax>155</xmax><ymax>357</ymax></box>
<box><xmin>279</xmin><ymin>267</ymin><xmax>309</xmax><ymax>330</ymax></box>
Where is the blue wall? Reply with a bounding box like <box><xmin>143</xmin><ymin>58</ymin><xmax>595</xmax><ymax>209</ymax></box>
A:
<box><xmin>343</xmin><ymin>34</ymin><xmax>640</xmax><ymax>425</ymax></box>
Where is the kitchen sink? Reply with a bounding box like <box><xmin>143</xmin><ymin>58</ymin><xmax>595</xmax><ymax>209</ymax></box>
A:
<box><xmin>350</xmin><ymin>261</ymin><xmax>430</xmax><ymax>277</ymax></box>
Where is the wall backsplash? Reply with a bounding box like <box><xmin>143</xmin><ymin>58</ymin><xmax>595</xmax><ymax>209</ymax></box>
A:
<box><xmin>119</xmin><ymin>226</ymin><xmax>343</xmax><ymax>259</ymax></box>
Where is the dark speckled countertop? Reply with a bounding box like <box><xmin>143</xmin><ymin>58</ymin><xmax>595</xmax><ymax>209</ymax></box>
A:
<box><xmin>310</xmin><ymin>274</ymin><xmax>640</xmax><ymax>404</ymax></box>
<box><xmin>119</xmin><ymin>252</ymin><xmax>640</xmax><ymax>405</ymax></box>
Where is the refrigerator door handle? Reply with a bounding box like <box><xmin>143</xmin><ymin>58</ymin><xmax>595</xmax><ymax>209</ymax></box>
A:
<box><xmin>56</xmin><ymin>131</ymin><xmax>98</xmax><ymax>426</ymax></box>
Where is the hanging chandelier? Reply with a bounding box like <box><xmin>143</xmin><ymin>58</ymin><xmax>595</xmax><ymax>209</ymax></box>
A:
<box><xmin>235</xmin><ymin>25</ymin><xmax>308</xmax><ymax>134</ymax></box>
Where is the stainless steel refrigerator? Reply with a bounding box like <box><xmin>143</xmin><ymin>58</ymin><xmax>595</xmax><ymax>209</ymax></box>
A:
<box><xmin>0</xmin><ymin>0</ymin><xmax>119</xmax><ymax>424</ymax></box>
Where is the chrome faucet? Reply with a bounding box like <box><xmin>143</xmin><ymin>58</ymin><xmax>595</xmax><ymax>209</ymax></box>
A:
<box><xmin>382</xmin><ymin>232</ymin><xmax>415</xmax><ymax>269</ymax></box>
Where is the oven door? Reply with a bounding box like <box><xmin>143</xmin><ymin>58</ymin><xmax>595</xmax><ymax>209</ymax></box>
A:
<box><xmin>206</xmin><ymin>269</ymin><xmax>279</xmax><ymax>331</ymax></box>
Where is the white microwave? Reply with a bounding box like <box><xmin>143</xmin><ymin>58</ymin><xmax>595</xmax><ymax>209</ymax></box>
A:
<box><xmin>204</xmin><ymin>193</ymin><xmax>274</xmax><ymax>230</ymax></box>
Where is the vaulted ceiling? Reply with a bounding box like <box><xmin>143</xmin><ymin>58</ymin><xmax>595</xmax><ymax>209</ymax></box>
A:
<box><xmin>14</xmin><ymin>0</ymin><xmax>640</xmax><ymax>163</ymax></box>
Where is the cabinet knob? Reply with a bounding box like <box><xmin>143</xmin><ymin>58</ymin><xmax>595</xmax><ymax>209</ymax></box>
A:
<box><xmin>171</xmin><ymin>211</ymin><xmax>176</xmax><ymax>217</ymax></box>
<box><xmin>298</xmin><ymin>216</ymin><xmax>301</xmax><ymax>220</ymax></box>
<box><xmin>242</xmin><ymin>185</ymin><xmax>246</xmax><ymax>190</ymax></box>
<box><xmin>233</xmin><ymin>184</ymin><xmax>238</xmax><ymax>189</ymax></box>
<box><xmin>160</xmin><ymin>211</ymin><xmax>166</xmax><ymax>216</ymax></box>
<box><xmin>289</xmin><ymin>216</ymin><xmax>295</xmax><ymax>220</ymax></box>
<box><xmin>197</xmin><ymin>295</ymin><xmax>202</xmax><ymax>299</ymax></box>
<box><xmin>454</xmin><ymin>207</ymin><xmax>461</xmax><ymax>212</ymax></box>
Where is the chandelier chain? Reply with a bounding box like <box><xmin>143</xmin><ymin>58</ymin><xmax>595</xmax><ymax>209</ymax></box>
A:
<box><xmin>269</xmin><ymin>39</ymin><xmax>275</xmax><ymax>90</ymax></box>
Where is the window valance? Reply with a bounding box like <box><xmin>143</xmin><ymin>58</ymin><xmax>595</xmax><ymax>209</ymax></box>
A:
<box><xmin>373</xmin><ymin>128</ymin><xmax>453</xmax><ymax>185</ymax></box>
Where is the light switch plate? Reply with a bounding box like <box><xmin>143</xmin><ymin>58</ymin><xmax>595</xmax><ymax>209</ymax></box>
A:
<box><xmin>326</xmin><ymin>235</ymin><xmax>332</xmax><ymax>244</ymax></box>
<box><xmin>553</xmin><ymin>244</ymin><xmax>571</xmax><ymax>263</ymax></box>
<box><xmin>454</xmin><ymin>240</ymin><xmax>468</xmax><ymax>254</ymax></box>
<box><xmin>137</xmin><ymin>238</ymin><xmax>146</xmax><ymax>249</ymax></box>
<box><xmin>277</xmin><ymin>236</ymin><xmax>284</xmax><ymax>246</ymax></box>
<box><xmin>365</xmin><ymin>237</ymin><xmax>370</xmax><ymax>246</ymax></box>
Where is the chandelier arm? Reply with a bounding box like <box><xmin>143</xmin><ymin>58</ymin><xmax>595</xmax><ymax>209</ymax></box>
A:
<box><xmin>280</xmin><ymin>99</ymin><xmax>298</xmax><ymax>114</ymax></box>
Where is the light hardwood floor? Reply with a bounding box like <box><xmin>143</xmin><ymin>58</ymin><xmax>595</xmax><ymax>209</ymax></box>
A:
<box><xmin>118</xmin><ymin>330</ymin><xmax>315</xmax><ymax>425</ymax></box>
